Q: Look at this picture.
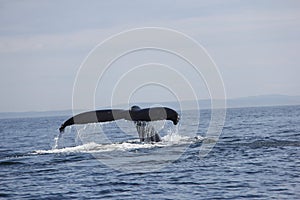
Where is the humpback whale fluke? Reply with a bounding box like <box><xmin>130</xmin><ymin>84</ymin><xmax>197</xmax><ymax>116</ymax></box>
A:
<box><xmin>59</xmin><ymin>106</ymin><xmax>179</xmax><ymax>142</ymax></box>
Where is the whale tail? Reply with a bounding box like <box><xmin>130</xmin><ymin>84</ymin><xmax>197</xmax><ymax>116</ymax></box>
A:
<box><xmin>59</xmin><ymin>105</ymin><xmax>179</xmax><ymax>142</ymax></box>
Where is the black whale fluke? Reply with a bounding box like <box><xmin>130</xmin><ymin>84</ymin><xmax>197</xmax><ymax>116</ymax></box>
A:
<box><xmin>59</xmin><ymin>109</ymin><xmax>125</xmax><ymax>133</ymax></box>
<box><xmin>59</xmin><ymin>106</ymin><xmax>180</xmax><ymax>138</ymax></box>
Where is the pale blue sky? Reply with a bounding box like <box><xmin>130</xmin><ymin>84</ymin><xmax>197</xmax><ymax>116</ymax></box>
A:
<box><xmin>0</xmin><ymin>0</ymin><xmax>299</xmax><ymax>112</ymax></box>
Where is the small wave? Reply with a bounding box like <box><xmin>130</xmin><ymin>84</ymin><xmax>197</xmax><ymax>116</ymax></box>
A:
<box><xmin>34</xmin><ymin>142</ymin><xmax>162</xmax><ymax>154</ymax></box>
<box><xmin>34</xmin><ymin>134</ymin><xmax>203</xmax><ymax>155</ymax></box>
<box><xmin>248</xmin><ymin>140</ymin><xmax>300</xmax><ymax>148</ymax></box>
<box><xmin>0</xmin><ymin>161</ymin><xmax>24</xmax><ymax>166</ymax></box>
<box><xmin>162</xmin><ymin>133</ymin><xmax>189</xmax><ymax>143</ymax></box>
<box><xmin>34</xmin><ymin>142</ymin><xmax>100</xmax><ymax>154</ymax></box>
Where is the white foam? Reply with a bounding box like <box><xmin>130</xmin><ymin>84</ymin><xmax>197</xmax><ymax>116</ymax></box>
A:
<box><xmin>36</xmin><ymin>122</ymin><xmax>204</xmax><ymax>155</ymax></box>
<box><xmin>34</xmin><ymin>141</ymin><xmax>163</xmax><ymax>154</ymax></box>
<box><xmin>34</xmin><ymin>142</ymin><xmax>100</xmax><ymax>154</ymax></box>
<box><xmin>34</xmin><ymin>134</ymin><xmax>204</xmax><ymax>155</ymax></box>
<box><xmin>162</xmin><ymin>133</ymin><xmax>189</xmax><ymax>143</ymax></box>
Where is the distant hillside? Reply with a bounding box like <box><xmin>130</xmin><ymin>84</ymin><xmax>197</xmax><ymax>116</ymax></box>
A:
<box><xmin>0</xmin><ymin>94</ymin><xmax>299</xmax><ymax>119</ymax></box>
<box><xmin>0</xmin><ymin>110</ymin><xmax>73</xmax><ymax>119</ymax></box>
<box><xmin>227</xmin><ymin>94</ymin><xmax>300</xmax><ymax>108</ymax></box>
<box><xmin>128</xmin><ymin>94</ymin><xmax>300</xmax><ymax>110</ymax></box>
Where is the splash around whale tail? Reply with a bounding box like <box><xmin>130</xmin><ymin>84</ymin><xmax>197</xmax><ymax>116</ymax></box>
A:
<box><xmin>59</xmin><ymin>106</ymin><xmax>179</xmax><ymax>142</ymax></box>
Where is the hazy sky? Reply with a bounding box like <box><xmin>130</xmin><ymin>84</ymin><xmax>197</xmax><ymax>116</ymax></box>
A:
<box><xmin>0</xmin><ymin>0</ymin><xmax>299</xmax><ymax>112</ymax></box>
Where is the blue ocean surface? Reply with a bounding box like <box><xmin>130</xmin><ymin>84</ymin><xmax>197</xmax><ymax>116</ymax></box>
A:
<box><xmin>0</xmin><ymin>105</ymin><xmax>299</xmax><ymax>199</ymax></box>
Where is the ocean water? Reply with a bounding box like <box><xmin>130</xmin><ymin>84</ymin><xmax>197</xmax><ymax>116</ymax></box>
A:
<box><xmin>0</xmin><ymin>105</ymin><xmax>299</xmax><ymax>199</ymax></box>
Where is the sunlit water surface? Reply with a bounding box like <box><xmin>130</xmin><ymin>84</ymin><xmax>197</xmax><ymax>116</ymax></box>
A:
<box><xmin>1</xmin><ymin>105</ymin><xmax>299</xmax><ymax>199</ymax></box>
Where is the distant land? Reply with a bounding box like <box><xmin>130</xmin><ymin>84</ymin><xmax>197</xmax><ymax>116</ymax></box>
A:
<box><xmin>226</xmin><ymin>94</ymin><xmax>300</xmax><ymax>108</ymax></box>
<box><xmin>0</xmin><ymin>110</ymin><xmax>73</xmax><ymax>119</ymax></box>
<box><xmin>0</xmin><ymin>94</ymin><xmax>300</xmax><ymax>119</ymax></box>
